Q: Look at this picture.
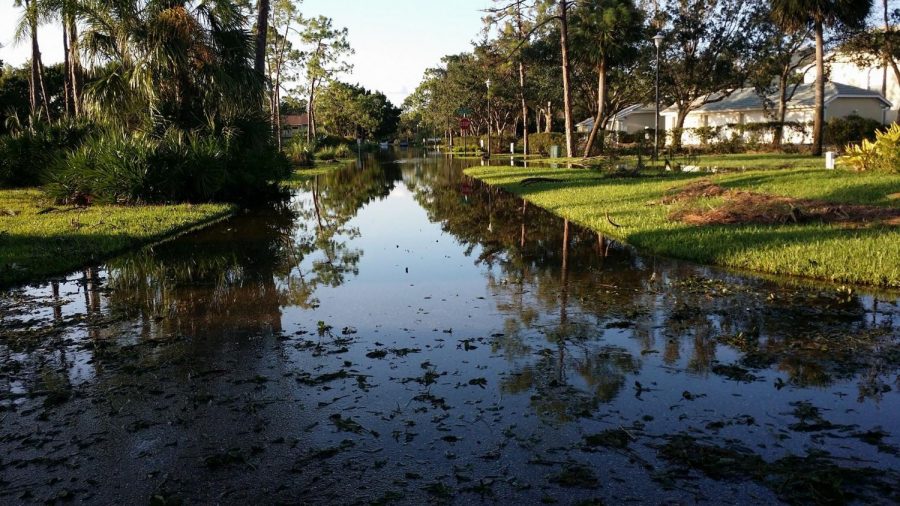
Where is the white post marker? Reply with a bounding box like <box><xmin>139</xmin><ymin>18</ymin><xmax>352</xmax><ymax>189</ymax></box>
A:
<box><xmin>510</xmin><ymin>142</ymin><xmax>515</xmax><ymax>154</ymax></box>
<box><xmin>825</xmin><ymin>151</ymin><xmax>836</xmax><ymax>170</ymax></box>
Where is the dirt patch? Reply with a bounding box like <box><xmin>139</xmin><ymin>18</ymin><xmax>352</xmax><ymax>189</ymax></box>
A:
<box><xmin>665</xmin><ymin>180</ymin><xmax>900</xmax><ymax>227</ymax></box>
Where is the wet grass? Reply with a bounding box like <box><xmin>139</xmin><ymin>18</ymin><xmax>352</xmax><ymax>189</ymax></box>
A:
<box><xmin>0</xmin><ymin>188</ymin><xmax>234</xmax><ymax>287</ymax></box>
<box><xmin>465</xmin><ymin>166</ymin><xmax>900</xmax><ymax>287</ymax></box>
<box><xmin>282</xmin><ymin>161</ymin><xmax>354</xmax><ymax>188</ymax></box>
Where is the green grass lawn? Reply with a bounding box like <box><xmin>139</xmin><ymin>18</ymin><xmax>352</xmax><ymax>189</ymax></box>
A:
<box><xmin>0</xmin><ymin>188</ymin><xmax>234</xmax><ymax>287</ymax></box>
<box><xmin>529</xmin><ymin>152</ymin><xmax>824</xmax><ymax>169</ymax></box>
<box><xmin>465</xmin><ymin>165</ymin><xmax>900</xmax><ymax>288</ymax></box>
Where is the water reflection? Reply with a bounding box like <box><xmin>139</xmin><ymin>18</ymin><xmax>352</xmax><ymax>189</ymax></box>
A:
<box><xmin>1</xmin><ymin>150</ymin><xmax>898</xmax><ymax>504</ymax></box>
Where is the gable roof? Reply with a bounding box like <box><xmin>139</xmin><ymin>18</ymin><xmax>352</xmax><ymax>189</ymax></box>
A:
<box><xmin>282</xmin><ymin>114</ymin><xmax>309</xmax><ymax>127</ymax></box>
<box><xmin>661</xmin><ymin>82</ymin><xmax>891</xmax><ymax>115</ymax></box>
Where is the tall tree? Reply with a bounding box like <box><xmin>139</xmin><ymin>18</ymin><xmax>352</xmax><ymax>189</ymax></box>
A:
<box><xmin>770</xmin><ymin>0</ymin><xmax>873</xmax><ymax>155</ymax></box>
<box><xmin>298</xmin><ymin>15</ymin><xmax>352</xmax><ymax>141</ymax></box>
<box><xmin>488</xmin><ymin>0</ymin><xmax>536</xmax><ymax>155</ymax></box>
<box><xmin>15</xmin><ymin>0</ymin><xmax>51</xmax><ymax>124</ymax></box>
<box><xmin>255</xmin><ymin>0</ymin><xmax>270</xmax><ymax>75</ymax></box>
<box><xmin>749</xmin><ymin>10</ymin><xmax>813</xmax><ymax>147</ymax></box>
<box><xmin>558</xmin><ymin>0</ymin><xmax>576</xmax><ymax>157</ymax></box>
<box><xmin>571</xmin><ymin>0</ymin><xmax>645</xmax><ymax>156</ymax></box>
<box><xmin>266</xmin><ymin>0</ymin><xmax>304</xmax><ymax>148</ymax></box>
<box><xmin>660</xmin><ymin>0</ymin><xmax>756</xmax><ymax>150</ymax></box>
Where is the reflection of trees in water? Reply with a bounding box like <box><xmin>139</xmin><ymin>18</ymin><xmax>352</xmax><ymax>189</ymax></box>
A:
<box><xmin>409</xmin><ymin>157</ymin><xmax>896</xmax><ymax>402</ymax></box>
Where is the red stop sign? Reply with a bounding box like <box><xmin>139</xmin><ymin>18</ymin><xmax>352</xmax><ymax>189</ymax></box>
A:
<box><xmin>459</xmin><ymin>118</ymin><xmax>471</xmax><ymax>130</ymax></box>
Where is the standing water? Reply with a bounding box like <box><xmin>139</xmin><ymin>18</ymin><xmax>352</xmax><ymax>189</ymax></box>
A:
<box><xmin>1</xmin><ymin>151</ymin><xmax>898</xmax><ymax>504</ymax></box>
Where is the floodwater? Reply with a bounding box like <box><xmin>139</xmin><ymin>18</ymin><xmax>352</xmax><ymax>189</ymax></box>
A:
<box><xmin>1</xmin><ymin>151</ymin><xmax>898</xmax><ymax>505</ymax></box>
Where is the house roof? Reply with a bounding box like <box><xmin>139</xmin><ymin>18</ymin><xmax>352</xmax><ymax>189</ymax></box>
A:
<box><xmin>661</xmin><ymin>82</ymin><xmax>892</xmax><ymax>115</ymax></box>
<box><xmin>577</xmin><ymin>104</ymin><xmax>658</xmax><ymax>129</ymax></box>
<box><xmin>282</xmin><ymin>114</ymin><xmax>309</xmax><ymax>127</ymax></box>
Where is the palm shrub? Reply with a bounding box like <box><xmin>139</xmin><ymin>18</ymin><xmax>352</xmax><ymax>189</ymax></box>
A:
<box><xmin>843</xmin><ymin>123</ymin><xmax>900</xmax><ymax>173</ymax></box>
<box><xmin>0</xmin><ymin>119</ymin><xmax>93</xmax><ymax>187</ymax></box>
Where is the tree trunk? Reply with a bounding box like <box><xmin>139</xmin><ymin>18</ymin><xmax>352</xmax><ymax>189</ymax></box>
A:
<box><xmin>545</xmin><ymin>101</ymin><xmax>552</xmax><ymax>133</ymax></box>
<box><xmin>583</xmin><ymin>59</ymin><xmax>607</xmax><ymax>158</ymax></box>
<box><xmin>774</xmin><ymin>74</ymin><xmax>788</xmax><ymax>148</ymax></box>
<box><xmin>519</xmin><ymin>61</ymin><xmax>529</xmax><ymax>156</ymax></box>
<box><xmin>254</xmin><ymin>0</ymin><xmax>270</xmax><ymax>76</ymax></box>
<box><xmin>558</xmin><ymin>0</ymin><xmax>575</xmax><ymax>158</ymax></box>
<box><xmin>62</xmin><ymin>26</ymin><xmax>71</xmax><ymax>116</ymax></box>
<box><xmin>672</xmin><ymin>107</ymin><xmax>688</xmax><ymax>151</ymax></box>
<box><xmin>26</xmin><ymin>0</ymin><xmax>38</xmax><ymax>124</ymax></box>
<box><xmin>68</xmin><ymin>16</ymin><xmax>82</xmax><ymax>117</ymax></box>
<box><xmin>813</xmin><ymin>21</ymin><xmax>825</xmax><ymax>156</ymax></box>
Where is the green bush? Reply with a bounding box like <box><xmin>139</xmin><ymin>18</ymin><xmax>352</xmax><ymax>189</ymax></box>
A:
<box><xmin>0</xmin><ymin>119</ymin><xmax>93</xmax><ymax>188</ymax></box>
<box><xmin>517</xmin><ymin>132</ymin><xmax>566</xmax><ymax>154</ymax></box>
<box><xmin>825</xmin><ymin>115</ymin><xmax>883</xmax><ymax>149</ymax></box>
<box><xmin>315</xmin><ymin>143</ymin><xmax>353</xmax><ymax>160</ymax></box>
<box><xmin>46</xmin><ymin>127</ymin><xmax>289</xmax><ymax>204</ymax></box>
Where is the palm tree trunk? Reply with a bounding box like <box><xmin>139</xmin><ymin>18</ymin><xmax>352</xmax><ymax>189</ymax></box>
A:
<box><xmin>559</xmin><ymin>0</ymin><xmax>575</xmax><ymax>158</ymax></box>
<box><xmin>63</xmin><ymin>26</ymin><xmax>71</xmax><ymax>116</ymax></box>
<box><xmin>254</xmin><ymin>0</ymin><xmax>269</xmax><ymax>76</ymax></box>
<box><xmin>545</xmin><ymin>102</ymin><xmax>552</xmax><ymax>133</ymax></box>
<box><xmin>68</xmin><ymin>16</ymin><xmax>81</xmax><ymax>117</ymax></box>
<box><xmin>583</xmin><ymin>59</ymin><xmax>607</xmax><ymax>157</ymax></box>
<box><xmin>813</xmin><ymin>21</ymin><xmax>825</xmax><ymax>156</ymax></box>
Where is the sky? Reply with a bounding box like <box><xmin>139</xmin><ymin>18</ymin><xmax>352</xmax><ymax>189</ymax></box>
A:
<box><xmin>0</xmin><ymin>0</ymin><xmax>491</xmax><ymax>105</ymax></box>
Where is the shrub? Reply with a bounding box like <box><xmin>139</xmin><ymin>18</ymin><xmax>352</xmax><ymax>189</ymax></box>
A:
<box><xmin>287</xmin><ymin>137</ymin><xmax>315</xmax><ymax>166</ymax></box>
<box><xmin>825</xmin><ymin>115</ymin><xmax>883</xmax><ymax>149</ymax></box>
<box><xmin>843</xmin><ymin>123</ymin><xmax>900</xmax><ymax>173</ymax></box>
<box><xmin>517</xmin><ymin>132</ymin><xmax>566</xmax><ymax>154</ymax></box>
<box><xmin>315</xmin><ymin>143</ymin><xmax>353</xmax><ymax>160</ymax></box>
<box><xmin>46</xmin><ymin>127</ymin><xmax>289</xmax><ymax>204</ymax></box>
<box><xmin>0</xmin><ymin>119</ymin><xmax>93</xmax><ymax>188</ymax></box>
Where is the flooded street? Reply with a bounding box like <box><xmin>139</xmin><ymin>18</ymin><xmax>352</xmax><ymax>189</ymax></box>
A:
<box><xmin>1</xmin><ymin>151</ymin><xmax>899</xmax><ymax>504</ymax></box>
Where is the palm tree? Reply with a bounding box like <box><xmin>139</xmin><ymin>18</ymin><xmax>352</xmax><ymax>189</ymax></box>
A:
<box><xmin>79</xmin><ymin>0</ymin><xmax>263</xmax><ymax>131</ymax></box>
<box><xmin>770</xmin><ymin>0</ymin><xmax>872</xmax><ymax>156</ymax></box>
<box><xmin>573</xmin><ymin>0</ymin><xmax>644</xmax><ymax>157</ymax></box>
<box><xmin>15</xmin><ymin>0</ymin><xmax>52</xmax><ymax>124</ymax></box>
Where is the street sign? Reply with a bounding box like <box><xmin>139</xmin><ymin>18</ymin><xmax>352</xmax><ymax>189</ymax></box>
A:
<box><xmin>459</xmin><ymin>118</ymin><xmax>471</xmax><ymax>131</ymax></box>
<box><xmin>456</xmin><ymin>107</ymin><xmax>473</xmax><ymax>116</ymax></box>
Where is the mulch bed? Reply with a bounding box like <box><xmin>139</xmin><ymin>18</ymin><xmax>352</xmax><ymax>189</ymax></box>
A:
<box><xmin>664</xmin><ymin>180</ymin><xmax>900</xmax><ymax>227</ymax></box>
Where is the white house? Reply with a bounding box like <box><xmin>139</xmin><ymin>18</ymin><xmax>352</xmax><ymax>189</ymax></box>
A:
<box><xmin>576</xmin><ymin>104</ymin><xmax>662</xmax><ymax>135</ymax></box>
<box><xmin>803</xmin><ymin>52</ymin><xmax>900</xmax><ymax>124</ymax></box>
<box><xmin>661</xmin><ymin>82</ymin><xmax>892</xmax><ymax>146</ymax></box>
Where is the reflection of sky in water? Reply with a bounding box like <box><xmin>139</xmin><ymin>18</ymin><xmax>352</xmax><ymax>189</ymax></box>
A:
<box><xmin>1</xmin><ymin>151</ymin><xmax>898</xmax><ymax>504</ymax></box>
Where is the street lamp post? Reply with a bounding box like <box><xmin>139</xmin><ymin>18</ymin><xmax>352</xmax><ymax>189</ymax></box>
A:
<box><xmin>486</xmin><ymin>79</ymin><xmax>492</xmax><ymax>159</ymax></box>
<box><xmin>653</xmin><ymin>32</ymin><xmax>664</xmax><ymax>164</ymax></box>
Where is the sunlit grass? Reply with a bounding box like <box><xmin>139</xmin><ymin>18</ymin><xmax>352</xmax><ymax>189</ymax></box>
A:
<box><xmin>0</xmin><ymin>188</ymin><xmax>234</xmax><ymax>286</ymax></box>
<box><xmin>465</xmin><ymin>165</ymin><xmax>900</xmax><ymax>287</ymax></box>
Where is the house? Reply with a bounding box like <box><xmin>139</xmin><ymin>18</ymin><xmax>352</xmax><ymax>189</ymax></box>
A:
<box><xmin>660</xmin><ymin>82</ymin><xmax>892</xmax><ymax>146</ymax></box>
<box><xmin>280</xmin><ymin>113</ymin><xmax>309</xmax><ymax>140</ymax></box>
<box><xmin>802</xmin><ymin>51</ymin><xmax>900</xmax><ymax>124</ymax></box>
<box><xmin>576</xmin><ymin>104</ymin><xmax>662</xmax><ymax>137</ymax></box>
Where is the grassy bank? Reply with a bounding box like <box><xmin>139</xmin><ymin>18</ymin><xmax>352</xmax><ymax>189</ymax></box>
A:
<box><xmin>529</xmin><ymin>152</ymin><xmax>823</xmax><ymax>169</ymax></box>
<box><xmin>0</xmin><ymin>188</ymin><xmax>234</xmax><ymax>287</ymax></box>
<box><xmin>465</xmin><ymin>165</ymin><xmax>900</xmax><ymax>287</ymax></box>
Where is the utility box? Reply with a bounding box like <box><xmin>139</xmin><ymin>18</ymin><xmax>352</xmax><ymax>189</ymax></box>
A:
<box><xmin>549</xmin><ymin>145</ymin><xmax>560</xmax><ymax>159</ymax></box>
<box><xmin>825</xmin><ymin>151</ymin><xmax>836</xmax><ymax>170</ymax></box>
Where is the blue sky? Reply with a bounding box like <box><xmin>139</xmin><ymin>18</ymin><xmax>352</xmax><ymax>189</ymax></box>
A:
<box><xmin>0</xmin><ymin>0</ymin><xmax>490</xmax><ymax>105</ymax></box>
